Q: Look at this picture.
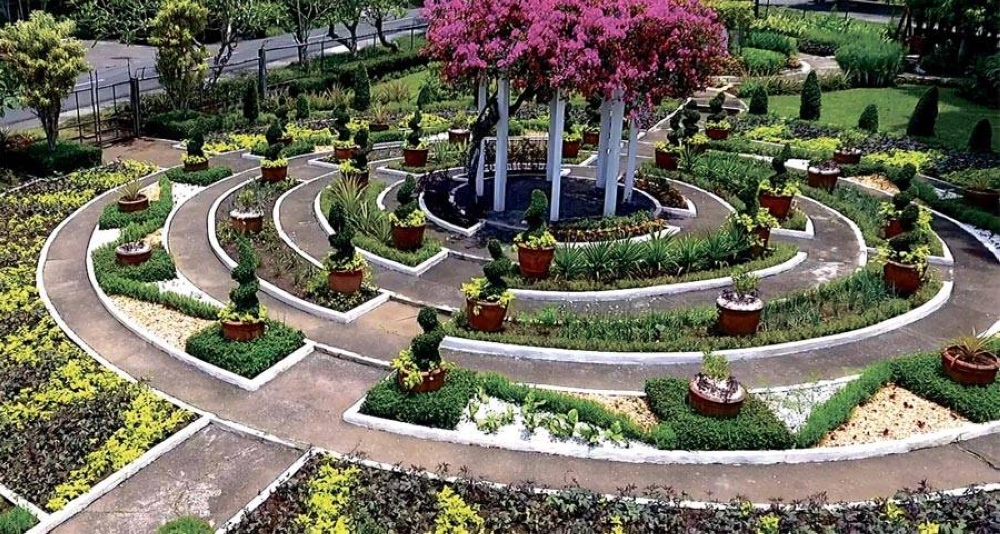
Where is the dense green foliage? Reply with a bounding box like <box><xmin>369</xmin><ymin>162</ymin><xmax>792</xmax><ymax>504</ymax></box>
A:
<box><xmin>99</xmin><ymin>177</ymin><xmax>173</xmax><ymax>229</ymax></box>
<box><xmin>0</xmin><ymin>507</ymin><xmax>36</xmax><ymax>534</ymax></box>
<box><xmin>361</xmin><ymin>369</ymin><xmax>480</xmax><ymax>429</ymax></box>
<box><xmin>740</xmin><ymin>47</ymin><xmax>786</xmax><ymax>76</ymax></box>
<box><xmin>164</xmin><ymin>166</ymin><xmax>233</xmax><ymax>186</ymax></box>
<box><xmin>857</xmin><ymin>103</ymin><xmax>879</xmax><ymax>133</ymax></box>
<box><xmin>184</xmin><ymin>322</ymin><xmax>304</xmax><ymax>378</ymax></box>
<box><xmin>907</xmin><ymin>86</ymin><xmax>939</xmax><ymax>137</ymax></box>
<box><xmin>799</xmin><ymin>71</ymin><xmax>821</xmax><ymax>120</ymax></box>
<box><xmin>1</xmin><ymin>140</ymin><xmax>103</xmax><ymax>176</ymax></box>
<box><xmin>744</xmin><ymin>30</ymin><xmax>796</xmax><ymax>55</ymax></box>
<box><xmin>835</xmin><ymin>39</ymin><xmax>904</xmax><ymax>88</ymax></box>
<box><xmin>158</xmin><ymin>516</ymin><xmax>213</xmax><ymax>534</ymax></box>
<box><xmin>968</xmin><ymin>118</ymin><xmax>994</xmax><ymax>153</ymax></box>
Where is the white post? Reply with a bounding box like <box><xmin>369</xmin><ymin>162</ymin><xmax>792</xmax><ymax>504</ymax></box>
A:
<box><xmin>545</xmin><ymin>94</ymin><xmax>558</xmax><ymax>182</ymax></box>
<box><xmin>624</xmin><ymin>117</ymin><xmax>639</xmax><ymax>202</ymax></box>
<box><xmin>494</xmin><ymin>77</ymin><xmax>510</xmax><ymax>211</ymax></box>
<box><xmin>549</xmin><ymin>90</ymin><xmax>565</xmax><ymax>222</ymax></box>
<box><xmin>595</xmin><ymin>98</ymin><xmax>612</xmax><ymax>188</ymax></box>
<box><xmin>475</xmin><ymin>78</ymin><xmax>488</xmax><ymax>198</ymax></box>
<box><xmin>603</xmin><ymin>92</ymin><xmax>626</xmax><ymax>216</ymax></box>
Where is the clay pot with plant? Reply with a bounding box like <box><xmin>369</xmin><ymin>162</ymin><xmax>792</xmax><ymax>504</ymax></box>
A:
<box><xmin>260</xmin><ymin>143</ymin><xmax>288</xmax><ymax>183</ymax></box>
<box><xmin>880</xmin><ymin>231</ymin><xmax>930</xmax><ymax>296</ymax></box>
<box><xmin>806</xmin><ymin>159</ymin><xmax>841</xmax><ymax>192</ymax></box>
<box><xmin>183</xmin><ymin>130</ymin><xmax>209</xmax><ymax>172</ymax></box>
<box><xmin>735</xmin><ymin>208</ymin><xmax>779</xmax><ymax>258</ymax></box>
<box><xmin>880</xmin><ymin>192</ymin><xmax>920</xmax><ymax>239</ymax></box>
<box><xmin>941</xmin><ymin>333</ymin><xmax>998</xmax><ymax>386</ymax></box>
<box><xmin>117</xmin><ymin>178</ymin><xmax>149</xmax><ymax>213</ymax></box>
<box><xmin>368</xmin><ymin>105</ymin><xmax>391</xmax><ymax>132</ymax></box>
<box><xmin>560</xmin><ymin>102</ymin><xmax>581</xmax><ymax>159</ymax></box>
<box><xmin>833</xmin><ymin>129</ymin><xmax>864</xmax><ymax>165</ymax></box>
<box><xmin>514</xmin><ymin>190</ymin><xmax>557</xmax><ymax>279</ymax></box>
<box><xmin>333</xmin><ymin>107</ymin><xmax>355</xmax><ymax>161</ymax></box>
<box><xmin>230</xmin><ymin>187</ymin><xmax>264</xmax><ymax>235</ymax></box>
<box><xmin>115</xmin><ymin>240</ymin><xmax>152</xmax><ymax>266</ymax></box>
<box><xmin>448</xmin><ymin>110</ymin><xmax>471</xmax><ymax>144</ymax></box>
<box><xmin>688</xmin><ymin>351</ymin><xmax>747</xmax><ymax>417</ymax></box>
<box><xmin>393</xmin><ymin>307</ymin><xmax>451</xmax><ymax>393</ymax></box>
<box><xmin>705</xmin><ymin>95</ymin><xmax>730</xmax><ymax>140</ymax></box>
<box><xmin>654</xmin><ymin>141</ymin><xmax>680</xmax><ymax>170</ymax></box>
<box><xmin>389</xmin><ymin>176</ymin><xmax>426</xmax><ymax>250</ymax></box>
<box><xmin>324</xmin><ymin>202</ymin><xmax>367</xmax><ymax>294</ymax></box>
<box><xmin>961</xmin><ymin>170</ymin><xmax>999</xmax><ymax>214</ymax></box>
<box><xmin>758</xmin><ymin>146</ymin><xmax>800</xmax><ymax>220</ymax></box>
<box><xmin>716</xmin><ymin>269</ymin><xmax>763</xmax><ymax>337</ymax></box>
<box><xmin>219</xmin><ymin>237</ymin><xmax>267</xmax><ymax>341</ymax></box>
<box><xmin>403</xmin><ymin>109</ymin><xmax>429</xmax><ymax>168</ymax></box>
<box><xmin>461</xmin><ymin>240</ymin><xmax>515</xmax><ymax>332</ymax></box>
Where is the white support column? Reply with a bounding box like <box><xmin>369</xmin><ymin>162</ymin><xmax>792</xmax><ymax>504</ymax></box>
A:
<box><xmin>624</xmin><ymin>117</ymin><xmax>639</xmax><ymax>202</ymax></box>
<box><xmin>545</xmin><ymin>94</ymin><xmax>558</xmax><ymax>182</ymax></box>
<box><xmin>595</xmin><ymin>98</ymin><xmax>612</xmax><ymax>188</ymax></box>
<box><xmin>603</xmin><ymin>92</ymin><xmax>626</xmax><ymax>216</ymax></box>
<box><xmin>494</xmin><ymin>77</ymin><xmax>510</xmax><ymax>211</ymax></box>
<box><xmin>475</xmin><ymin>78</ymin><xmax>488</xmax><ymax>198</ymax></box>
<box><xmin>549</xmin><ymin>91</ymin><xmax>566</xmax><ymax>222</ymax></box>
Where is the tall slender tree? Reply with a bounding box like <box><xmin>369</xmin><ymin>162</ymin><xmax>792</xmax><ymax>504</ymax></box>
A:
<box><xmin>150</xmin><ymin>0</ymin><xmax>210</xmax><ymax>112</ymax></box>
<box><xmin>280</xmin><ymin>0</ymin><xmax>338</xmax><ymax>68</ymax></box>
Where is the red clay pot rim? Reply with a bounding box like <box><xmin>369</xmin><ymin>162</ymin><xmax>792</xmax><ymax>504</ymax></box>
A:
<box><xmin>689</xmin><ymin>378</ymin><xmax>748</xmax><ymax>404</ymax></box>
<box><xmin>943</xmin><ymin>347</ymin><xmax>999</xmax><ymax>370</ymax></box>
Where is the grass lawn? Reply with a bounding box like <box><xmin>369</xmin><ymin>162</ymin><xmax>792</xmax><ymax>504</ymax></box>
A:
<box><xmin>769</xmin><ymin>86</ymin><xmax>1000</xmax><ymax>151</ymax></box>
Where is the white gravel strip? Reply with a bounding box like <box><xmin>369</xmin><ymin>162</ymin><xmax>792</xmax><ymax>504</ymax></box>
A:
<box><xmin>108</xmin><ymin>295</ymin><xmax>214</xmax><ymax>350</ymax></box>
<box><xmin>171</xmin><ymin>182</ymin><xmax>206</xmax><ymax>205</ymax></box>
<box><xmin>155</xmin><ymin>276</ymin><xmax>215</xmax><ymax>302</ymax></box>
<box><xmin>92</xmin><ymin>228</ymin><xmax>121</xmax><ymax>249</ymax></box>
<box><xmin>757</xmin><ymin>381</ymin><xmax>849</xmax><ymax>433</ymax></box>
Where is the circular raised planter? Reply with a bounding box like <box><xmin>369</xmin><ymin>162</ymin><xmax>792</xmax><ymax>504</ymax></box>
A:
<box><xmin>334</xmin><ymin>146</ymin><xmax>355</xmax><ymax>161</ymax></box>
<box><xmin>884</xmin><ymin>218</ymin><xmax>904</xmax><ymax>239</ymax></box>
<box><xmin>115</xmin><ymin>241</ymin><xmax>152</xmax><ymax>266</ymax></box>
<box><xmin>261</xmin><ymin>165</ymin><xmax>288</xmax><ymax>183</ymax></box>
<box><xmin>448</xmin><ymin>129</ymin><xmax>470</xmax><ymax>144</ymax></box>
<box><xmin>562</xmin><ymin>139</ymin><xmax>581</xmax><ymax>158</ymax></box>
<box><xmin>751</xmin><ymin>226</ymin><xmax>771</xmax><ymax>257</ymax></box>
<box><xmin>118</xmin><ymin>195</ymin><xmax>149</xmax><ymax>213</ymax></box>
<box><xmin>654</xmin><ymin>148</ymin><xmax>679</xmax><ymax>171</ymax></box>
<box><xmin>942</xmin><ymin>347</ymin><xmax>999</xmax><ymax>386</ymax></box>
<box><xmin>466</xmin><ymin>299</ymin><xmax>507</xmax><ymax>332</ymax></box>
<box><xmin>396</xmin><ymin>367</ymin><xmax>449</xmax><ymax>393</ymax></box>
<box><xmin>184</xmin><ymin>160</ymin><xmax>209</xmax><ymax>173</ymax></box>
<box><xmin>883</xmin><ymin>260</ymin><xmax>922</xmax><ymax>296</ymax></box>
<box><xmin>517</xmin><ymin>245</ymin><xmax>555</xmax><ymax>279</ymax></box>
<box><xmin>230</xmin><ymin>210</ymin><xmax>264</xmax><ymax>235</ymax></box>
<box><xmin>688</xmin><ymin>379</ymin><xmax>747</xmax><ymax>418</ymax></box>
<box><xmin>716</xmin><ymin>297</ymin><xmax>763</xmax><ymax>337</ymax></box>
<box><xmin>758</xmin><ymin>193</ymin><xmax>793</xmax><ymax>220</ymax></box>
<box><xmin>391</xmin><ymin>223</ymin><xmax>425</xmax><ymax>251</ymax></box>
<box><xmin>221</xmin><ymin>320</ymin><xmax>265</xmax><ymax>342</ymax></box>
<box><xmin>328</xmin><ymin>269</ymin><xmax>364</xmax><ymax>294</ymax></box>
<box><xmin>962</xmin><ymin>188</ymin><xmax>999</xmax><ymax>214</ymax></box>
<box><xmin>403</xmin><ymin>147</ymin><xmax>429</xmax><ymax>168</ymax></box>
<box><xmin>369</xmin><ymin>123</ymin><xmax>390</xmax><ymax>132</ymax></box>
<box><xmin>807</xmin><ymin>167</ymin><xmax>840</xmax><ymax>192</ymax></box>
<box><xmin>706</xmin><ymin>128</ymin><xmax>729</xmax><ymax>140</ymax></box>
<box><xmin>833</xmin><ymin>149</ymin><xmax>862</xmax><ymax>165</ymax></box>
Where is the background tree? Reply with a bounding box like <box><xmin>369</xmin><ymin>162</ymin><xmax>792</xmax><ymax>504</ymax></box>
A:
<box><xmin>150</xmin><ymin>0</ymin><xmax>210</xmax><ymax>112</ymax></box>
<box><xmin>328</xmin><ymin>0</ymin><xmax>366</xmax><ymax>56</ymax></box>
<box><xmin>280</xmin><ymin>0</ymin><xmax>338</xmax><ymax>68</ymax></box>
<box><xmin>748</xmin><ymin>85</ymin><xmax>767</xmax><ymax>115</ymax></box>
<box><xmin>69</xmin><ymin>0</ymin><xmax>161</xmax><ymax>44</ymax></box>
<box><xmin>352</xmin><ymin>66</ymin><xmax>371</xmax><ymax>111</ymax></box>
<box><xmin>205</xmin><ymin>0</ymin><xmax>276</xmax><ymax>84</ymax></box>
<box><xmin>0</xmin><ymin>12</ymin><xmax>88</xmax><ymax>150</ymax></box>
<box><xmin>365</xmin><ymin>0</ymin><xmax>407</xmax><ymax>52</ymax></box>
<box><xmin>0</xmin><ymin>63</ymin><xmax>20</xmax><ymax>119</ymax></box>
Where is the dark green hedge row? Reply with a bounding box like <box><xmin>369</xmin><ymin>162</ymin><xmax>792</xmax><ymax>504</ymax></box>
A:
<box><xmin>361</xmin><ymin>368</ymin><xmax>480</xmax><ymax>429</ymax></box>
<box><xmin>184</xmin><ymin>322</ymin><xmax>305</xmax><ymax>378</ymax></box>
<box><xmin>164</xmin><ymin>167</ymin><xmax>233</xmax><ymax>186</ymax></box>
<box><xmin>92</xmin><ymin>244</ymin><xmax>176</xmax><ymax>284</ymax></box>
<box><xmin>98</xmin><ymin>178</ymin><xmax>173</xmax><ymax>230</ymax></box>
<box><xmin>0</xmin><ymin>140</ymin><xmax>103</xmax><ymax>177</ymax></box>
<box><xmin>275</xmin><ymin>50</ymin><xmax>430</xmax><ymax>97</ymax></box>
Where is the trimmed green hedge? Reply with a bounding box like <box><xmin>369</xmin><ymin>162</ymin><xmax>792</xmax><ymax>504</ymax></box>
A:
<box><xmin>165</xmin><ymin>167</ymin><xmax>233</xmax><ymax>186</ymax></box>
<box><xmin>1</xmin><ymin>140</ymin><xmax>103</xmax><ymax>177</ymax></box>
<box><xmin>157</xmin><ymin>516</ymin><xmax>213</xmax><ymax>534</ymax></box>
<box><xmin>184</xmin><ymin>322</ymin><xmax>305</xmax><ymax>378</ymax></box>
<box><xmin>99</xmin><ymin>178</ymin><xmax>173</xmax><ymax>230</ymax></box>
<box><xmin>795</xmin><ymin>361</ymin><xmax>893</xmax><ymax>448</ymax></box>
<box><xmin>96</xmin><ymin>270</ymin><xmax>219</xmax><ymax>320</ymax></box>
<box><xmin>92</xmin><ymin>244</ymin><xmax>176</xmax><ymax>284</ymax></box>
<box><xmin>361</xmin><ymin>368</ymin><xmax>480</xmax><ymax>429</ymax></box>
<box><xmin>894</xmin><ymin>352</ymin><xmax>1000</xmax><ymax>423</ymax></box>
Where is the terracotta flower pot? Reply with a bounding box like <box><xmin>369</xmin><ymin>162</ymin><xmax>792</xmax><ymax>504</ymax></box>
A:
<box><xmin>466</xmin><ymin>299</ymin><xmax>507</xmax><ymax>332</ymax></box>
<box><xmin>328</xmin><ymin>269</ymin><xmax>364</xmax><ymax>294</ymax></box>
<box><xmin>807</xmin><ymin>167</ymin><xmax>840</xmax><ymax>192</ymax></box>
<box><xmin>751</xmin><ymin>226</ymin><xmax>771</xmax><ymax>257</ymax></box>
<box><xmin>230</xmin><ymin>212</ymin><xmax>264</xmax><ymax>234</ymax></box>
<box><xmin>941</xmin><ymin>347</ymin><xmax>999</xmax><ymax>386</ymax></box>
<box><xmin>396</xmin><ymin>367</ymin><xmax>449</xmax><ymax>393</ymax></box>
<box><xmin>118</xmin><ymin>195</ymin><xmax>149</xmax><ymax>213</ymax></box>
<box><xmin>334</xmin><ymin>146</ymin><xmax>355</xmax><ymax>161</ymax></box>
<box><xmin>448</xmin><ymin>129</ymin><xmax>470</xmax><ymax>144</ymax></box>
<box><xmin>261</xmin><ymin>165</ymin><xmax>288</xmax><ymax>183</ymax></box>
<box><xmin>883</xmin><ymin>260</ymin><xmax>922</xmax><ymax>296</ymax></box>
<box><xmin>884</xmin><ymin>218</ymin><xmax>904</xmax><ymax>239</ymax></box>
<box><xmin>221</xmin><ymin>320</ymin><xmax>265</xmax><ymax>342</ymax></box>
<box><xmin>688</xmin><ymin>380</ymin><xmax>747</xmax><ymax>418</ymax></box>
<box><xmin>562</xmin><ymin>139</ymin><xmax>580</xmax><ymax>158</ymax></box>
<box><xmin>403</xmin><ymin>147</ymin><xmax>429</xmax><ymax>168</ymax></box>
<box><xmin>184</xmin><ymin>160</ymin><xmax>209</xmax><ymax>173</ymax></box>
<box><xmin>963</xmin><ymin>188</ymin><xmax>999</xmax><ymax>214</ymax></box>
<box><xmin>115</xmin><ymin>243</ymin><xmax>152</xmax><ymax>266</ymax></box>
<box><xmin>279</xmin><ymin>136</ymin><xmax>293</xmax><ymax>145</ymax></box>
<box><xmin>392</xmin><ymin>223</ymin><xmax>425</xmax><ymax>251</ymax></box>
<box><xmin>758</xmin><ymin>193</ymin><xmax>793</xmax><ymax>220</ymax></box>
<box><xmin>833</xmin><ymin>149</ymin><xmax>861</xmax><ymax>165</ymax></box>
<box><xmin>583</xmin><ymin>130</ymin><xmax>600</xmax><ymax>146</ymax></box>
<box><xmin>517</xmin><ymin>245</ymin><xmax>555</xmax><ymax>279</ymax></box>
<box><xmin>654</xmin><ymin>148</ymin><xmax>679</xmax><ymax>171</ymax></box>
<box><xmin>716</xmin><ymin>300</ymin><xmax>762</xmax><ymax>337</ymax></box>
<box><xmin>706</xmin><ymin>128</ymin><xmax>729</xmax><ymax>140</ymax></box>
<box><xmin>369</xmin><ymin>123</ymin><xmax>390</xmax><ymax>132</ymax></box>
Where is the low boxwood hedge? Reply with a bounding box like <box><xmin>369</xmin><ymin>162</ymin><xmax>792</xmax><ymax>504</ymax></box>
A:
<box><xmin>1</xmin><ymin>140</ymin><xmax>103</xmax><ymax>177</ymax></box>
<box><xmin>98</xmin><ymin>178</ymin><xmax>173</xmax><ymax>230</ymax></box>
<box><xmin>164</xmin><ymin>167</ymin><xmax>233</xmax><ymax>186</ymax></box>
<box><xmin>92</xmin><ymin>244</ymin><xmax>176</xmax><ymax>284</ymax></box>
<box><xmin>794</xmin><ymin>361</ymin><xmax>893</xmax><ymax>448</ymax></box>
<box><xmin>184</xmin><ymin>322</ymin><xmax>305</xmax><ymax>378</ymax></box>
<box><xmin>361</xmin><ymin>368</ymin><xmax>480</xmax><ymax>429</ymax></box>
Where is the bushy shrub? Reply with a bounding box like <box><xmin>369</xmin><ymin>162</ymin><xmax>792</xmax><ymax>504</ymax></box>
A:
<box><xmin>164</xmin><ymin>166</ymin><xmax>232</xmax><ymax>186</ymax></box>
<box><xmin>907</xmin><ymin>86</ymin><xmax>939</xmax><ymax>137</ymax></box>
<box><xmin>835</xmin><ymin>38</ymin><xmax>904</xmax><ymax>88</ymax></box>
<box><xmin>360</xmin><ymin>368</ymin><xmax>479</xmax><ymax>429</ymax></box>
<box><xmin>968</xmin><ymin>118</ymin><xmax>994</xmax><ymax>153</ymax></box>
<box><xmin>799</xmin><ymin>71</ymin><xmax>821</xmax><ymax>120</ymax></box>
<box><xmin>295</xmin><ymin>94</ymin><xmax>310</xmax><ymax>120</ymax></box>
<box><xmin>143</xmin><ymin>109</ymin><xmax>209</xmax><ymax>139</ymax></box>
<box><xmin>92</xmin><ymin>244</ymin><xmax>177</xmax><ymax>283</ymax></box>
<box><xmin>744</xmin><ymin>30</ymin><xmax>797</xmax><ymax>56</ymax></box>
<box><xmin>962</xmin><ymin>52</ymin><xmax>1000</xmax><ymax>108</ymax></box>
<box><xmin>184</xmin><ymin>321</ymin><xmax>304</xmax><ymax>378</ymax></box>
<box><xmin>352</xmin><ymin>65</ymin><xmax>371</xmax><ymax>111</ymax></box>
<box><xmin>857</xmin><ymin>103</ymin><xmax>879</xmax><ymax>133</ymax></box>
<box><xmin>740</xmin><ymin>47</ymin><xmax>787</xmax><ymax>76</ymax></box>
<box><xmin>158</xmin><ymin>516</ymin><xmax>213</xmax><ymax>534</ymax></box>
<box><xmin>0</xmin><ymin>507</ymin><xmax>37</xmax><ymax>534</ymax></box>
<box><xmin>1</xmin><ymin>140</ymin><xmax>103</xmax><ymax>176</ymax></box>
<box><xmin>242</xmin><ymin>82</ymin><xmax>259</xmax><ymax>124</ymax></box>
<box><xmin>748</xmin><ymin>84</ymin><xmax>768</xmax><ymax>115</ymax></box>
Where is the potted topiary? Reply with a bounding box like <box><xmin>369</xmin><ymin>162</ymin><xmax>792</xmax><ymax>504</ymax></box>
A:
<box><xmin>582</xmin><ymin>97</ymin><xmax>601</xmax><ymax>146</ymax></box>
<box><xmin>941</xmin><ymin>333</ymin><xmax>998</xmax><ymax>386</ymax></box>
<box><xmin>734</xmin><ymin>208</ymin><xmax>779</xmax><ymax>258</ymax></box>
<box><xmin>117</xmin><ymin>177</ymin><xmax>149</xmax><ymax>213</ymax></box>
<box><xmin>393</xmin><ymin>307</ymin><xmax>451</xmax><ymax>393</ymax></box>
<box><xmin>402</xmin><ymin>110</ymin><xmax>429</xmax><ymax>168</ymax></box>
<box><xmin>806</xmin><ymin>159</ymin><xmax>841</xmax><ymax>192</ymax></box>
<box><xmin>513</xmin><ymin>190</ymin><xmax>557</xmax><ymax>279</ymax></box>
<box><xmin>716</xmin><ymin>269</ymin><xmax>763</xmax><ymax>337</ymax></box>
<box><xmin>461</xmin><ymin>240</ymin><xmax>515</xmax><ymax>332</ymax></box>
<box><xmin>260</xmin><ymin>144</ymin><xmax>288</xmax><ymax>183</ymax></box>
<box><xmin>218</xmin><ymin>238</ymin><xmax>267</xmax><ymax>341</ymax></box>
<box><xmin>342</xmin><ymin>129</ymin><xmax>371</xmax><ymax>187</ymax></box>
<box><xmin>961</xmin><ymin>170</ymin><xmax>999</xmax><ymax>214</ymax></box>
<box><xmin>265</xmin><ymin>121</ymin><xmax>286</xmax><ymax>148</ymax></box>
<box><xmin>274</xmin><ymin>107</ymin><xmax>293</xmax><ymax>144</ymax></box>
<box><xmin>834</xmin><ymin>129</ymin><xmax>864</xmax><ymax>165</ymax></box>
<box><xmin>333</xmin><ymin>107</ymin><xmax>355</xmax><ymax>161</ymax></box>
<box><xmin>369</xmin><ymin>105</ymin><xmax>391</xmax><ymax>132</ymax></box>
<box><xmin>115</xmin><ymin>239</ymin><xmax>152</xmax><ymax>266</ymax></box>
<box><xmin>758</xmin><ymin>146</ymin><xmax>800</xmax><ymax>220</ymax></box>
<box><xmin>448</xmin><ymin>110</ymin><xmax>471</xmax><ymax>144</ymax></box>
<box><xmin>654</xmin><ymin>141</ymin><xmax>680</xmax><ymax>170</ymax></box>
<box><xmin>183</xmin><ymin>130</ymin><xmax>209</xmax><ymax>172</ymax></box>
<box><xmin>880</xmin><ymin>191</ymin><xmax>919</xmax><ymax>239</ymax></box>
<box><xmin>389</xmin><ymin>176</ymin><xmax>426</xmax><ymax>250</ymax></box>
<box><xmin>230</xmin><ymin>187</ymin><xmax>264</xmax><ymax>235</ymax></box>
<box><xmin>688</xmin><ymin>351</ymin><xmax>747</xmax><ymax>418</ymax></box>
<box><xmin>324</xmin><ymin>202</ymin><xmax>367</xmax><ymax>294</ymax></box>
<box><xmin>880</xmin><ymin>231</ymin><xmax>930</xmax><ymax>296</ymax></box>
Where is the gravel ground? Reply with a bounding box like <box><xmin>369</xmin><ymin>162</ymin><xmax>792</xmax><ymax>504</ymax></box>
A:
<box><xmin>171</xmin><ymin>182</ymin><xmax>205</xmax><ymax>206</ymax></box>
<box><xmin>757</xmin><ymin>380</ymin><xmax>848</xmax><ymax>433</ymax></box>
<box><xmin>573</xmin><ymin>393</ymin><xmax>660</xmax><ymax>431</ymax></box>
<box><xmin>818</xmin><ymin>384</ymin><xmax>969</xmax><ymax>447</ymax></box>
<box><xmin>852</xmin><ymin>174</ymin><xmax>898</xmax><ymax>195</ymax></box>
<box><xmin>109</xmin><ymin>295</ymin><xmax>214</xmax><ymax>350</ymax></box>
<box><xmin>156</xmin><ymin>276</ymin><xmax>216</xmax><ymax>302</ymax></box>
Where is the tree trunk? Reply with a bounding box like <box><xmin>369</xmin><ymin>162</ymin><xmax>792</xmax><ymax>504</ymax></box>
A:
<box><xmin>373</xmin><ymin>13</ymin><xmax>398</xmax><ymax>51</ymax></box>
<box><xmin>41</xmin><ymin>104</ymin><xmax>59</xmax><ymax>150</ymax></box>
<box><xmin>328</xmin><ymin>21</ymin><xmax>360</xmax><ymax>55</ymax></box>
<box><xmin>463</xmin><ymin>86</ymin><xmax>537</xmax><ymax>210</ymax></box>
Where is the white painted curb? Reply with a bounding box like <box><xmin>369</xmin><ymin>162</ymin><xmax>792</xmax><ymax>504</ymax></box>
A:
<box><xmin>0</xmin><ymin>484</ymin><xmax>48</xmax><ymax>522</ymax></box>
<box><xmin>216</xmin><ymin>449</ymin><xmax>315</xmax><ymax>534</ymax></box>
<box><xmin>772</xmin><ymin>214</ymin><xmax>815</xmax><ymax>240</ymax></box>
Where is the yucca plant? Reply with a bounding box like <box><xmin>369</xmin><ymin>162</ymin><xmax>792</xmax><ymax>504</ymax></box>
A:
<box><xmin>120</xmin><ymin>178</ymin><xmax>143</xmax><ymax>201</ymax></box>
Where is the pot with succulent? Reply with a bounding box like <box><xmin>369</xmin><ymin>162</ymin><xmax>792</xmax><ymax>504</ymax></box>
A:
<box><xmin>461</xmin><ymin>240</ymin><xmax>515</xmax><ymax>332</ymax></box>
<box><xmin>333</xmin><ymin>107</ymin><xmax>355</xmax><ymax>161</ymax></box>
<box><xmin>389</xmin><ymin>176</ymin><xmax>426</xmax><ymax>250</ymax></box>
<box><xmin>941</xmin><ymin>333</ymin><xmax>999</xmax><ymax>386</ymax></box>
<box><xmin>183</xmin><ymin>130</ymin><xmax>209</xmax><ymax>172</ymax></box>
<box><xmin>115</xmin><ymin>239</ymin><xmax>152</xmax><ymax>266</ymax></box>
<box><xmin>716</xmin><ymin>269</ymin><xmax>763</xmax><ymax>337</ymax></box>
<box><xmin>402</xmin><ymin>109</ymin><xmax>429</xmax><ymax>168</ymax></box>
<box><xmin>806</xmin><ymin>159</ymin><xmax>841</xmax><ymax>192</ymax></box>
<box><xmin>117</xmin><ymin>178</ymin><xmax>149</xmax><ymax>213</ymax></box>
<box><xmin>758</xmin><ymin>146</ymin><xmax>800</xmax><ymax>220</ymax></box>
<box><xmin>368</xmin><ymin>105</ymin><xmax>391</xmax><ymax>132</ymax></box>
<box><xmin>448</xmin><ymin>110</ymin><xmax>471</xmax><ymax>144</ymax></box>
<box><xmin>260</xmin><ymin>144</ymin><xmax>289</xmax><ymax>183</ymax></box>
<box><xmin>219</xmin><ymin>237</ymin><xmax>267</xmax><ymax>341</ymax></box>
<box><xmin>393</xmin><ymin>307</ymin><xmax>452</xmax><ymax>393</ymax></box>
<box><xmin>735</xmin><ymin>208</ymin><xmax>780</xmax><ymax>258</ymax></box>
<box><xmin>960</xmin><ymin>169</ymin><xmax>1000</xmax><ymax>214</ymax></box>
<box><xmin>230</xmin><ymin>187</ymin><xmax>264</xmax><ymax>235</ymax></box>
<box><xmin>879</xmin><ymin>231</ymin><xmax>930</xmax><ymax>296</ymax></box>
<box><xmin>324</xmin><ymin>201</ymin><xmax>368</xmax><ymax>293</ymax></box>
<box><xmin>653</xmin><ymin>141</ymin><xmax>680</xmax><ymax>170</ymax></box>
<box><xmin>688</xmin><ymin>351</ymin><xmax>747</xmax><ymax>417</ymax></box>
<box><xmin>833</xmin><ymin>129</ymin><xmax>864</xmax><ymax>165</ymax></box>
<box><xmin>513</xmin><ymin>190</ymin><xmax>557</xmax><ymax>279</ymax></box>
<box><xmin>879</xmin><ymin>192</ymin><xmax>922</xmax><ymax>239</ymax></box>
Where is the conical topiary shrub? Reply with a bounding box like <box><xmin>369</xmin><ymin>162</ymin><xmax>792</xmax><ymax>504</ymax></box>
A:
<box><xmin>748</xmin><ymin>86</ymin><xmax>768</xmax><ymax>115</ymax></box>
<box><xmin>799</xmin><ymin>71</ymin><xmax>821</xmax><ymax>121</ymax></box>
<box><xmin>857</xmin><ymin>104</ymin><xmax>878</xmax><ymax>133</ymax></box>
<box><xmin>242</xmin><ymin>81</ymin><xmax>259</xmax><ymax>124</ymax></box>
<box><xmin>968</xmin><ymin>118</ymin><xmax>993</xmax><ymax>153</ymax></box>
<box><xmin>352</xmin><ymin>65</ymin><xmax>371</xmax><ymax>111</ymax></box>
<box><xmin>907</xmin><ymin>86</ymin><xmax>939</xmax><ymax>137</ymax></box>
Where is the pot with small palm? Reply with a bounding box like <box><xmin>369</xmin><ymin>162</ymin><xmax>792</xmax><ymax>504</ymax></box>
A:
<box><xmin>368</xmin><ymin>105</ymin><xmax>391</xmax><ymax>132</ymax></box>
<box><xmin>324</xmin><ymin>202</ymin><xmax>367</xmax><ymax>294</ymax></box>
<box><xmin>880</xmin><ymin>192</ymin><xmax>920</xmax><ymax>239</ymax></box>
<box><xmin>115</xmin><ymin>240</ymin><xmax>152</xmax><ymax>266</ymax></box>
<box><xmin>688</xmin><ymin>351</ymin><xmax>747</xmax><ymax>418</ymax></box>
<box><xmin>716</xmin><ymin>270</ymin><xmax>763</xmax><ymax>337</ymax></box>
<box><xmin>389</xmin><ymin>177</ymin><xmax>426</xmax><ymax>250</ymax></box>
<box><xmin>393</xmin><ymin>307</ymin><xmax>451</xmax><ymax>393</ymax></box>
<box><xmin>403</xmin><ymin>109</ymin><xmax>429</xmax><ymax>168</ymax></box>
<box><xmin>461</xmin><ymin>240</ymin><xmax>515</xmax><ymax>332</ymax></box>
<box><xmin>448</xmin><ymin>110</ymin><xmax>471</xmax><ymax>144</ymax></box>
<box><xmin>880</xmin><ymin>231</ymin><xmax>930</xmax><ymax>296</ymax></box>
<box><xmin>182</xmin><ymin>130</ymin><xmax>209</xmax><ymax>172</ymax></box>
<box><xmin>961</xmin><ymin>170</ymin><xmax>999</xmax><ymax>214</ymax></box>
<box><xmin>260</xmin><ymin>144</ymin><xmax>288</xmax><ymax>183</ymax></box>
<box><xmin>117</xmin><ymin>178</ymin><xmax>149</xmax><ymax>213</ymax></box>
<box><xmin>941</xmin><ymin>333</ymin><xmax>999</xmax><ymax>386</ymax></box>
<box><xmin>333</xmin><ymin>106</ymin><xmax>355</xmax><ymax>161</ymax></box>
<box><xmin>514</xmin><ymin>190</ymin><xmax>557</xmax><ymax>279</ymax></box>
<box><xmin>833</xmin><ymin>129</ymin><xmax>864</xmax><ymax>165</ymax></box>
<box><xmin>735</xmin><ymin>208</ymin><xmax>779</xmax><ymax>258</ymax></box>
<box><xmin>219</xmin><ymin>237</ymin><xmax>267</xmax><ymax>341</ymax></box>
<box><xmin>806</xmin><ymin>159</ymin><xmax>841</xmax><ymax>192</ymax></box>
<box><xmin>230</xmin><ymin>187</ymin><xmax>264</xmax><ymax>235</ymax></box>
<box><xmin>654</xmin><ymin>141</ymin><xmax>680</xmax><ymax>170</ymax></box>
